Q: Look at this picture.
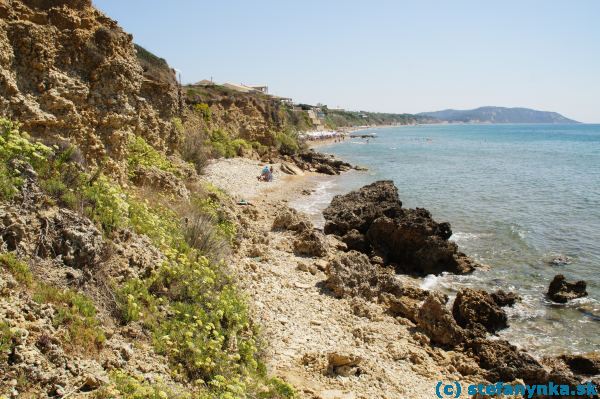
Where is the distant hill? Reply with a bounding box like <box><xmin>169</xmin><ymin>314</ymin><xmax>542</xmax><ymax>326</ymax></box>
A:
<box><xmin>418</xmin><ymin>106</ymin><xmax>579</xmax><ymax>124</ymax></box>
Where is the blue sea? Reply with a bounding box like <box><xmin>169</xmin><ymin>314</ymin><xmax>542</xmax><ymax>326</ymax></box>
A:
<box><xmin>292</xmin><ymin>124</ymin><xmax>600</xmax><ymax>356</ymax></box>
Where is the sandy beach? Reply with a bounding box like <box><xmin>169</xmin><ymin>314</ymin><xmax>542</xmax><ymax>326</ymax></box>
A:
<box><xmin>203</xmin><ymin>157</ymin><xmax>319</xmax><ymax>202</ymax></box>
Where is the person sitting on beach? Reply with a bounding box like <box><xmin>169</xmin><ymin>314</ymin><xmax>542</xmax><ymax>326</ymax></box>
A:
<box><xmin>268</xmin><ymin>166</ymin><xmax>274</xmax><ymax>182</ymax></box>
<box><xmin>258</xmin><ymin>165</ymin><xmax>273</xmax><ymax>182</ymax></box>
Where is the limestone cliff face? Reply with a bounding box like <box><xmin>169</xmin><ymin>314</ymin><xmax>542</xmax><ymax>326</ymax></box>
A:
<box><xmin>186</xmin><ymin>86</ymin><xmax>307</xmax><ymax>146</ymax></box>
<box><xmin>208</xmin><ymin>99</ymin><xmax>282</xmax><ymax>145</ymax></box>
<box><xmin>0</xmin><ymin>0</ymin><xmax>180</xmax><ymax>173</ymax></box>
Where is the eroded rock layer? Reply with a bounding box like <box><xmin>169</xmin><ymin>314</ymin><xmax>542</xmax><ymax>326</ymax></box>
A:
<box><xmin>0</xmin><ymin>0</ymin><xmax>180</xmax><ymax>175</ymax></box>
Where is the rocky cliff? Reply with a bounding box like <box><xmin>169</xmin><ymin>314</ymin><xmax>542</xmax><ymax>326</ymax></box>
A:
<box><xmin>186</xmin><ymin>84</ymin><xmax>305</xmax><ymax>146</ymax></box>
<box><xmin>0</xmin><ymin>0</ymin><xmax>180</xmax><ymax>175</ymax></box>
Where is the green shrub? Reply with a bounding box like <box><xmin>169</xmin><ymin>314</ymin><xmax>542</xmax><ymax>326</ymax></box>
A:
<box><xmin>274</xmin><ymin>132</ymin><xmax>299</xmax><ymax>155</ymax></box>
<box><xmin>33</xmin><ymin>284</ymin><xmax>106</xmax><ymax>354</ymax></box>
<box><xmin>128</xmin><ymin>197</ymin><xmax>188</xmax><ymax>253</ymax></box>
<box><xmin>0</xmin><ymin>322</ymin><xmax>15</xmax><ymax>363</ymax></box>
<box><xmin>260</xmin><ymin>377</ymin><xmax>297</xmax><ymax>398</ymax></box>
<box><xmin>118</xmin><ymin>256</ymin><xmax>258</xmax><ymax>387</ymax></box>
<box><xmin>193</xmin><ymin>197</ymin><xmax>237</xmax><ymax>245</ymax></box>
<box><xmin>0</xmin><ymin>163</ymin><xmax>19</xmax><ymax>200</ymax></box>
<box><xmin>127</xmin><ymin>135</ymin><xmax>179</xmax><ymax>176</ymax></box>
<box><xmin>83</xmin><ymin>175</ymin><xmax>130</xmax><ymax>234</ymax></box>
<box><xmin>251</xmin><ymin>141</ymin><xmax>269</xmax><ymax>156</ymax></box>
<box><xmin>182</xmin><ymin>213</ymin><xmax>231</xmax><ymax>260</ymax></box>
<box><xmin>0</xmin><ymin>119</ymin><xmax>52</xmax><ymax>169</ymax></box>
<box><xmin>0</xmin><ymin>118</ymin><xmax>52</xmax><ymax>199</ymax></box>
<box><xmin>95</xmin><ymin>370</ymin><xmax>190</xmax><ymax>399</ymax></box>
<box><xmin>181</xmin><ymin>124</ymin><xmax>211</xmax><ymax>174</ymax></box>
<box><xmin>0</xmin><ymin>252</ymin><xmax>33</xmax><ymax>287</ymax></box>
<box><xmin>117</xmin><ymin>195</ymin><xmax>257</xmax><ymax>391</ymax></box>
<box><xmin>208</xmin><ymin>130</ymin><xmax>252</xmax><ymax>158</ymax></box>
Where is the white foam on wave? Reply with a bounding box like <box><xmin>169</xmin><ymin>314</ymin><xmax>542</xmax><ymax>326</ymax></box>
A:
<box><xmin>449</xmin><ymin>231</ymin><xmax>479</xmax><ymax>244</ymax></box>
<box><xmin>421</xmin><ymin>274</ymin><xmax>441</xmax><ymax>290</ymax></box>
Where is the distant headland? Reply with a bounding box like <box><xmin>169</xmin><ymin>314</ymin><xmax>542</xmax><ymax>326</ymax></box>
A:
<box><xmin>418</xmin><ymin>106</ymin><xmax>579</xmax><ymax>124</ymax></box>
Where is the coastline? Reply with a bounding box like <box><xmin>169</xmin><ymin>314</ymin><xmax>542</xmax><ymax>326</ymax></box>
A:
<box><xmin>306</xmin><ymin>124</ymin><xmax>417</xmax><ymax>148</ymax></box>
<box><xmin>202</xmin><ymin>157</ymin><xmax>462</xmax><ymax>398</ymax></box>
<box><xmin>203</xmin><ymin>148</ymin><xmax>600</xmax><ymax>398</ymax></box>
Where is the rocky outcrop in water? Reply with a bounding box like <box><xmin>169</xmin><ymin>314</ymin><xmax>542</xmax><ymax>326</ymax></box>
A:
<box><xmin>0</xmin><ymin>0</ymin><xmax>180</xmax><ymax>176</ymax></box>
<box><xmin>289</xmin><ymin>151</ymin><xmax>354</xmax><ymax>175</ymax></box>
<box><xmin>323</xmin><ymin>181</ymin><xmax>479</xmax><ymax>275</ymax></box>
<box><xmin>547</xmin><ymin>274</ymin><xmax>588</xmax><ymax>303</ymax></box>
<box><xmin>490</xmin><ymin>289</ymin><xmax>521</xmax><ymax>307</ymax></box>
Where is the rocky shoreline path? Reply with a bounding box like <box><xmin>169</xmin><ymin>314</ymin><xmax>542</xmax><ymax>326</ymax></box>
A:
<box><xmin>203</xmin><ymin>158</ymin><xmax>477</xmax><ymax>398</ymax></box>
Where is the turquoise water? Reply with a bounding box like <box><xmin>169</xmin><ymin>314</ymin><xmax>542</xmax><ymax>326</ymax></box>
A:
<box><xmin>292</xmin><ymin>124</ymin><xmax>600</xmax><ymax>356</ymax></box>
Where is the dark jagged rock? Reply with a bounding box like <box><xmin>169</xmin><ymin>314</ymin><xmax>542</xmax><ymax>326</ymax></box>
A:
<box><xmin>323</xmin><ymin>181</ymin><xmax>478</xmax><ymax>275</ymax></box>
<box><xmin>291</xmin><ymin>151</ymin><xmax>353</xmax><ymax>176</ymax></box>
<box><xmin>452</xmin><ymin>288</ymin><xmax>508</xmax><ymax>334</ymax></box>
<box><xmin>323</xmin><ymin>180</ymin><xmax>403</xmax><ymax>237</ymax></box>
<box><xmin>316</xmin><ymin>164</ymin><xmax>337</xmax><ymax>175</ymax></box>
<box><xmin>341</xmin><ymin>229</ymin><xmax>370</xmax><ymax>253</ymax></box>
<box><xmin>367</xmin><ymin>213</ymin><xmax>476</xmax><ymax>275</ymax></box>
<box><xmin>560</xmin><ymin>353</ymin><xmax>600</xmax><ymax>376</ymax></box>
<box><xmin>490</xmin><ymin>289</ymin><xmax>521</xmax><ymax>307</ymax></box>
<box><xmin>547</xmin><ymin>274</ymin><xmax>587</xmax><ymax>303</ymax></box>
<box><xmin>465</xmin><ymin>338</ymin><xmax>548</xmax><ymax>384</ymax></box>
<box><xmin>416</xmin><ymin>294</ymin><xmax>465</xmax><ymax>347</ymax></box>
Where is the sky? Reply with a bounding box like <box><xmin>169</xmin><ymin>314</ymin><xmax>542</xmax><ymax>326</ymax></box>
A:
<box><xmin>93</xmin><ymin>0</ymin><xmax>600</xmax><ymax>123</ymax></box>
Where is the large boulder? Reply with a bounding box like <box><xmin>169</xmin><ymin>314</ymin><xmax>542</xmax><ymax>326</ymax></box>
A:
<box><xmin>416</xmin><ymin>294</ymin><xmax>465</xmax><ymax>347</ymax></box>
<box><xmin>452</xmin><ymin>288</ymin><xmax>508</xmax><ymax>334</ymax></box>
<box><xmin>547</xmin><ymin>275</ymin><xmax>587</xmax><ymax>303</ymax></box>
<box><xmin>325</xmin><ymin>251</ymin><xmax>384</xmax><ymax>299</ymax></box>
<box><xmin>272</xmin><ymin>207</ymin><xmax>312</xmax><ymax>232</ymax></box>
<box><xmin>490</xmin><ymin>289</ymin><xmax>521</xmax><ymax>307</ymax></box>
<box><xmin>323</xmin><ymin>181</ymin><xmax>478</xmax><ymax>275</ymax></box>
<box><xmin>0</xmin><ymin>206</ymin><xmax>104</xmax><ymax>269</ymax></box>
<box><xmin>293</xmin><ymin>229</ymin><xmax>328</xmax><ymax>258</ymax></box>
<box><xmin>340</xmin><ymin>229</ymin><xmax>370</xmax><ymax>253</ymax></box>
